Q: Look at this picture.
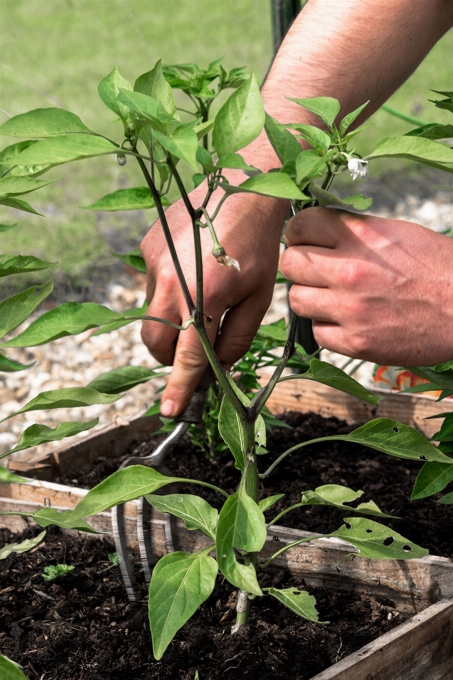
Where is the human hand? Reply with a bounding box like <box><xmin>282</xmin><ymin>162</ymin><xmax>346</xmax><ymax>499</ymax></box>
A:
<box><xmin>140</xmin><ymin>183</ymin><xmax>287</xmax><ymax>417</ymax></box>
<box><xmin>280</xmin><ymin>207</ymin><xmax>453</xmax><ymax>366</ymax></box>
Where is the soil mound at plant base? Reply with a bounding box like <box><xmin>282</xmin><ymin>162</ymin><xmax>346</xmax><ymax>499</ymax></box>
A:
<box><xmin>56</xmin><ymin>411</ymin><xmax>453</xmax><ymax>557</ymax></box>
<box><xmin>0</xmin><ymin>526</ymin><xmax>404</xmax><ymax>680</ymax></box>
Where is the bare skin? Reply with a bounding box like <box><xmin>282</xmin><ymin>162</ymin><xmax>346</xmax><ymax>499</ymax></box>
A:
<box><xmin>140</xmin><ymin>0</ymin><xmax>453</xmax><ymax>416</ymax></box>
<box><xmin>281</xmin><ymin>209</ymin><xmax>453</xmax><ymax>367</ymax></box>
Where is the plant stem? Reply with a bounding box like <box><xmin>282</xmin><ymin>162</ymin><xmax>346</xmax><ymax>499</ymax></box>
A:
<box><xmin>260</xmin><ymin>535</ymin><xmax>320</xmax><ymax>569</ymax></box>
<box><xmin>134</xmin><ymin>151</ymin><xmax>195</xmax><ymax>315</ymax></box>
<box><xmin>250</xmin><ymin>313</ymin><xmax>298</xmax><ymax>417</ymax></box>
<box><xmin>260</xmin><ymin>434</ymin><xmax>345</xmax><ymax>479</ymax></box>
<box><xmin>166</xmin><ymin>156</ymin><xmax>196</xmax><ymax>220</ymax></box>
<box><xmin>266</xmin><ymin>501</ymin><xmax>305</xmax><ymax>528</ymax></box>
<box><xmin>231</xmin><ymin>590</ymin><xmax>250</xmax><ymax>633</ymax></box>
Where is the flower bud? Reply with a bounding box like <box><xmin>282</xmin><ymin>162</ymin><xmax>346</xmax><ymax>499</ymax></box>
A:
<box><xmin>116</xmin><ymin>152</ymin><xmax>127</xmax><ymax>166</ymax></box>
<box><xmin>212</xmin><ymin>245</ymin><xmax>240</xmax><ymax>271</ymax></box>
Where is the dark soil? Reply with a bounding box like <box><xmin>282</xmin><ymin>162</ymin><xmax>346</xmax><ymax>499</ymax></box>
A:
<box><xmin>0</xmin><ymin>525</ymin><xmax>404</xmax><ymax>680</ymax></box>
<box><xmin>4</xmin><ymin>410</ymin><xmax>451</xmax><ymax>678</ymax></box>
<box><xmin>56</xmin><ymin>410</ymin><xmax>453</xmax><ymax>557</ymax></box>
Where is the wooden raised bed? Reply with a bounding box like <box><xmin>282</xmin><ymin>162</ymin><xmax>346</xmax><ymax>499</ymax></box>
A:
<box><xmin>2</xmin><ymin>381</ymin><xmax>453</xmax><ymax>679</ymax></box>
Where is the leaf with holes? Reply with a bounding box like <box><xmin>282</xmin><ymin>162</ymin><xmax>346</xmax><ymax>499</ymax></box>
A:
<box><xmin>216</xmin><ymin>489</ymin><xmax>265</xmax><ymax>596</ymax></box>
<box><xmin>411</xmin><ymin>461</ymin><xmax>453</xmax><ymax>499</ymax></box>
<box><xmin>266</xmin><ymin>588</ymin><xmax>328</xmax><ymax>623</ymax></box>
<box><xmin>149</xmin><ymin>548</ymin><xmax>218</xmax><ymax>660</ymax></box>
<box><xmin>1</xmin><ymin>419</ymin><xmax>98</xmax><ymax>459</ymax></box>
<box><xmin>328</xmin><ymin>517</ymin><xmax>427</xmax><ymax>559</ymax></box>
<box><xmin>0</xmin><ymin>531</ymin><xmax>46</xmax><ymax>560</ymax></box>
<box><xmin>146</xmin><ymin>494</ymin><xmax>218</xmax><ymax>541</ymax></box>
<box><xmin>335</xmin><ymin>418</ymin><xmax>452</xmax><ymax>463</ymax></box>
<box><xmin>301</xmin><ymin>485</ymin><xmax>394</xmax><ymax>518</ymax></box>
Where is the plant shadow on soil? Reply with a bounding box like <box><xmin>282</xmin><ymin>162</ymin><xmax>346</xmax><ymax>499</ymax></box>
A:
<box><xmin>3</xmin><ymin>410</ymin><xmax>450</xmax><ymax>679</ymax></box>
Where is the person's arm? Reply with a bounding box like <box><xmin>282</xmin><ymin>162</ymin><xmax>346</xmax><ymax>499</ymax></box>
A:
<box><xmin>141</xmin><ymin>0</ymin><xmax>453</xmax><ymax>417</ymax></box>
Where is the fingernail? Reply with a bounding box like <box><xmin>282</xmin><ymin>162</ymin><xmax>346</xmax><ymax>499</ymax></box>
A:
<box><xmin>160</xmin><ymin>400</ymin><xmax>175</xmax><ymax>417</ymax></box>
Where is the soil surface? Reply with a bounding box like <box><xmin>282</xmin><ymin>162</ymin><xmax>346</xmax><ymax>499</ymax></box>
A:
<box><xmin>56</xmin><ymin>411</ymin><xmax>453</xmax><ymax>558</ymax></box>
<box><xmin>0</xmin><ymin>525</ymin><xmax>404</xmax><ymax>680</ymax></box>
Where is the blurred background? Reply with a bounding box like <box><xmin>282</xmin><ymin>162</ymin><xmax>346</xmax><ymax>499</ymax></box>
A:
<box><xmin>1</xmin><ymin>0</ymin><xmax>453</xmax><ymax>299</ymax></box>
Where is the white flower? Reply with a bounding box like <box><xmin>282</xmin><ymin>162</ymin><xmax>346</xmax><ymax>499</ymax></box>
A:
<box><xmin>348</xmin><ymin>158</ymin><xmax>368</xmax><ymax>180</ymax></box>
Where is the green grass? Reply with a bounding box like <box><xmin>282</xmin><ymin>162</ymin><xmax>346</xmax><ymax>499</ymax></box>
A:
<box><xmin>1</xmin><ymin>0</ymin><xmax>453</xmax><ymax>291</ymax></box>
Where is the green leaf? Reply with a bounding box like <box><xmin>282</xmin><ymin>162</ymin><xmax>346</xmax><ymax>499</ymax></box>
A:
<box><xmin>13</xmin><ymin>135</ymin><xmax>118</xmax><ymax>166</ymax></box>
<box><xmin>83</xmin><ymin>186</ymin><xmax>168</xmax><ymax>212</ymax></box>
<box><xmin>328</xmin><ymin>517</ymin><xmax>428</xmax><ymax>559</ymax></box>
<box><xmin>216</xmin><ymin>153</ymin><xmax>259</xmax><ymax>172</ymax></box>
<box><xmin>0</xmin><ymin>175</ymin><xmax>57</xmax><ymax>197</ymax></box>
<box><xmin>282</xmin><ymin>358</ymin><xmax>379</xmax><ymax>403</ymax></box>
<box><xmin>411</xmin><ymin>461</ymin><xmax>453</xmax><ymax>499</ymax></box>
<box><xmin>295</xmin><ymin>150</ymin><xmax>328</xmax><ymax>184</ymax></box>
<box><xmin>97</xmin><ymin>66</ymin><xmax>132</xmax><ymax>120</ymax></box>
<box><xmin>0</xmin><ymin>197</ymin><xmax>42</xmax><ymax>216</ymax></box>
<box><xmin>149</xmin><ymin>549</ymin><xmax>218</xmax><ymax>660</ymax></box>
<box><xmin>146</xmin><ymin>494</ymin><xmax>218</xmax><ymax>540</ymax></box>
<box><xmin>0</xmin><ymin>531</ymin><xmax>46</xmax><ymax>560</ymax></box>
<box><xmin>1</xmin><ymin>301</ymin><xmax>146</xmax><ymax>347</ymax></box>
<box><xmin>112</xmin><ymin>249</ymin><xmax>146</xmax><ymax>273</ymax></box>
<box><xmin>194</xmin><ymin>119</ymin><xmax>214</xmax><ymax>140</ymax></box>
<box><xmin>0</xmin><ymin>388</ymin><xmax>121</xmax><ymax>424</ymax></box>
<box><xmin>0</xmin><ymin>279</ymin><xmax>53</xmax><ymax>339</ymax></box>
<box><xmin>0</xmin><ymin>466</ymin><xmax>29</xmax><ymax>484</ymax></box>
<box><xmin>0</xmin><ymin>255</ymin><xmax>56</xmax><ymax>278</ymax></box>
<box><xmin>0</xmin><ymin>108</ymin><xmax>92</xmax><ymax>137</ymax></box>
<box><xmin>117</xmin><ymin>89</ymin><xmax>172</xmax><ymax>129</ymax></box>
<box><xmin>264</xmin><ymin>113</ymin><xmax>302</xmax><ymax>164</ymax></box>
<box><xmin>87</xmin><ymin>366</ymin><xmax>160</xmax><ymax>394</ymax></box>
<box><xmin>222</xmin><ymin>172</ymin><xmax>308</xmax><ymax>200</ymax></box>
<box><xmin>0</xmin><ymin>140</ymin><xmax>38</xmax><ymax>164</ymax></box>
<box><xmin>410</xmin><ymin>366</ymin><xmax>453</xmax><ymax>392</ymax></box>
<box><xmin>335</xmin><ymin>418</ymin><xmax>453</xmax><ymax>463</ymax></box>
<box><xmin>0</xmin><ymin>353</ymin><xmax>34</xmax><ymax>372</ymax></box>
<box><xmin>267</xmin><ymin>587</ymin><xmax>327</xmax><ymax>623</ymax></box>
<box><xmin>309</xmin><ymin>184</ymin><xmax>372</xmax><ymax>210</ymax></box>
<box><xmin>134</xmin><ymin>60</ymin><xmax>176</xmax><ymax>116</ymax></box>
<box><xmin>340</xmin><ymin>102</ymin><xmax>369</xmax><ymax>135</ymax></box>
<box><xmin>259</xmin><ymin>494</ymin><xmax>285</xmax><ymax>512</ymax></box>
<box><xmin>152</xmin><ymin>127</ymin><xmax>198</xmax><ymax>170</ymax></box>
<box><xmin>300</xmin><ymin>484</ymin><xmax>393</xmax><ymax>518</ymax></box>
<box><xmin>288</xmin><ymin>96</ymin><xmax>340</xmax><ymax>127</ymax></box>
<box><xmin>212</xmin><ymin>74</ymin><xmax>264</xmax><ymax>157</ymax></box>
<box><xmin>216</xmin><ymin>489</ymin><xmax>265</xmax><ymax>596</ymax></box>
<box><xmin>0</xmin><ymin>223</ymin><xmax>17</xmax><ymax>232</ymax></box>
<box><xmin>70</xmin><ymin>465</ymin><xmax>181</xmax><ymax>518</ymax></box>
<box><xmin>1</xmin><ymin>419</ymin><xmax>98</xmax><ymax>459</ymax></box>
<box><xmin>431</xmin><ymin>413</ymin><xmax>453</xmax><ymax>442</ymax></box>
<box><xmin>31</xmin><ymin>508</ymin><xmax>98</xmax><ymax>532</ymax></box>
<box><xmin>406</xmin><ymin>123</ymin><xmax>453</xmax><ymax>141</ymax></box>
<box><xmin>90</xmin><ymin>304</ymin><xmax>146</xmax><ymax>336</ymax></box>
<box><xmin>367</xmin><ymin>136</ymin><xmax>453</xmax><ymax>172</ymax></box>
<box><xmin>437</xmin><ymin>491</ymin><xmax>453</xmax><ymax>504</ymax></box>
<box><xmin>218</xmin><ymin>377</ymin><xmax>266</xmax><ymax>470</ymax></box>
<box><xmin>287</xmin><ymin>124</ymin><xmax>331</xmax><ymax>154</ymax></box>
<box><xmin>0</xmin><ymin>654</ymin><xmax>29</xmax><ymax>680</ymax></box>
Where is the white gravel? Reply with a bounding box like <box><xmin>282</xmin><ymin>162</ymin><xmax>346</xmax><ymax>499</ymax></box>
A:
<box><xmin>1</xmin><ymin>188</ymin><xmax>452</xmax><ymax>463</ymax></box>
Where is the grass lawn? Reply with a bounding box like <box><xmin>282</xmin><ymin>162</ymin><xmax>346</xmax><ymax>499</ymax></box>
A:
<box><xmin>1</xmin><ymin>0</ymin><xmax>453</xmax><ymax>292</ymax></box>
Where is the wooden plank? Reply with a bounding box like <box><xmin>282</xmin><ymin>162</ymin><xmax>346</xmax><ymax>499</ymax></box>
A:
<box><xmin>311</xmin><ymin>599</ymin><xmax>453</xmax><ymax>680</ymax></box>
<box><xmin>2</xmin><ymin>490</ymin><xmax>452</xmax><ymax>615</ymax></box>
<box><xmin>266</xmin><ymin>380</ymin><xmax>453</xmax><ymax>439</ymax></box>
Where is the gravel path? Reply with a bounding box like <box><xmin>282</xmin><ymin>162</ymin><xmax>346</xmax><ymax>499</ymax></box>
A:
<box><xmin>1</xmin><ymin>184</ymin><xmax>452</xmax><ymax>462</ymax></box>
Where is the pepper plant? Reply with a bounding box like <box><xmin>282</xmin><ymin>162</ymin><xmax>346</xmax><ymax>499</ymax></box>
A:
<box><xmin>2</xmin><ymin>62</ymin><xmax>453</xmax><ymax>660</ymax></box>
